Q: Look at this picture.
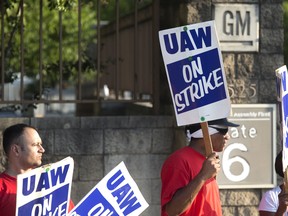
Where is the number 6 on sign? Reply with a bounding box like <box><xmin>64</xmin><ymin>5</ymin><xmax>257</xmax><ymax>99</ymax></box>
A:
<box><xmin>222</xmin><ymin>143</ymin><xmax>250</xmax><ymax>182</ymax></box>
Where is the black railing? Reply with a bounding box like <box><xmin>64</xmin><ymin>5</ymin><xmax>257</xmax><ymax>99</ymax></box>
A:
<box><xmin>0</xmin><ymin>0</ymin><xmax>159</xmax><ymax>116</ymax></box>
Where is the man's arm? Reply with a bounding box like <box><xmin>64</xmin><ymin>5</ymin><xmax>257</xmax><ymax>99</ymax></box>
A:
<box><xmin>164</xmin><ymin>152</ymin><xmax>220</xmax><ymax>216</ymax></box>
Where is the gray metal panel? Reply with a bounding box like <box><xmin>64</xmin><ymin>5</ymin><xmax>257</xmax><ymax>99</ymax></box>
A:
<box><xmin>218</xmin><ymin>104</ymin><xmax>277</xmax><ymax>189</ymax></box>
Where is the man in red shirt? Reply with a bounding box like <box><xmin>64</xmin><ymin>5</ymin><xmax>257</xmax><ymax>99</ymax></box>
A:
<box><xmin>161</xmin><ymin>118</ymin><xmax>239</xmax><ymax>216</ymax></box>
<box><xmin>0</xmin><ymin>124</ymin><xmax>74</xmax><ymax>216</ymax></box>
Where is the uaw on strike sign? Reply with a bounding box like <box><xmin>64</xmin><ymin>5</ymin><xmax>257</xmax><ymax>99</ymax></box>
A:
<box><xmin>69</xmin><ymin>162</ymin><xmax>148</xmax><ymax>216</ymax></box>
<box><xmin>16</xmin><ymin>157</ymin><xmax>148</xmax><ymax>216</ymax></box>
<box><xmin>159</xmin><ymin>20</ymin><xmax>231</xmax><ymax>126</ymax></box>
<box><xmin>276</xmin><ymin>65</ymin><xmax>288</xmax><ymax>175</ymax></box>
<box><xmin>16</xmin><ymin>157</ymin><xmax>74</xmax><ymax>216</ymax></box>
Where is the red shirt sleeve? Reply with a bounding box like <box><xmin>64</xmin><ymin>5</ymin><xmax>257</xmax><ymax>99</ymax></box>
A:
<box><xmin>68</xmin><ymin>199</ymin><xmax>75</xmax><ymax>212</ymax></box>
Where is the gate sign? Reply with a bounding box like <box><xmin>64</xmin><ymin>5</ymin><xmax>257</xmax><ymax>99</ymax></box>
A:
<box><xmin>217</xmin><ymin>104</ymin><xmax>276</xmax><ymax>189</ymax></box>
<box><xmin>69</xmin><ymin>161</ymin><xmax>148</xmax><ymax>216</ymax></box>
<box><xmin>159</xmin><ymin>20</ymin><xmax>231</xmax><ymax>126</ymax></box>
<box><xmin>16</xmin><ymin>157</ymin><xmax>74</xmax><ymax>216</ymax></box>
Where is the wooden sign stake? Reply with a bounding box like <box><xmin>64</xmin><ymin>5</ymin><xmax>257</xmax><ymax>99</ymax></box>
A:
<box><xmin>200</xmin><ymin>122</ymin><xmax>213</xmax><ymax>157</ymax></box>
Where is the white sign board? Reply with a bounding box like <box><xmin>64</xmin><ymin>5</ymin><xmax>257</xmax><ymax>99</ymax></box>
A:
<box><xmin>158</xmin><ymin>20</ymin><xmax>231</xmax><ymax>126</ymax></box>
<box><xmin>69</xmin><ymin>161</ymin><xmax>149</xmax><ymax>216</ymax></box>
<box><xmin>275</xmin><ymin>65</ymin><xmax>288</xmax><ymax>172</ymax></box>
<box><xmin>213</xmin><ymin>4</ymin><xmax>259</xmax><ymax>52</ymax></box>
<box><xmin>16</xmin><ymin>157</ymin><xmax>74</xmax><ymax>216</ymax></box>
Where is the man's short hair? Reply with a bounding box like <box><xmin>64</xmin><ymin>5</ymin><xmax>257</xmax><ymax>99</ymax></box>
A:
<box><xmin>2</xmin><ymin>123</ymin><xmax>37</xmax><ymax>155</ymax></box>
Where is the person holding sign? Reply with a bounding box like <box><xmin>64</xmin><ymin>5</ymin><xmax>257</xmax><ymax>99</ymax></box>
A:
<box><xmin>161</xmin><ymin>118</ymin><xmax>239</xmax><ymax>216</ymax></box>
<box><xmin>259</xmin><ymin>150</ymin><xmax>288</xmax><ymax>215</ymax></box>
<box><xmin>0</xmin><ymin>123</ymin><xmax>74</xmax><ymax>216</ymax></box>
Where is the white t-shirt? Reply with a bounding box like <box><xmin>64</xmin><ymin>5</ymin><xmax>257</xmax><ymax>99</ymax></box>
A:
<box><xmin>258</xmin><ymin>185</ymin><xmax>288</xmax><ymax>215</ymax></box>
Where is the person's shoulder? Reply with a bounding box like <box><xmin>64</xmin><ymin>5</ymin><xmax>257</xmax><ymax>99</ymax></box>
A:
<box><xmin>266</xmin><ymin>185</ymin><xmax>281</xmax><ymax>193</ymax></box>
<box><xmin>171</xmin><ymin>146</ymin><xmax>201</xmax><ymax>158</ymax></box>
<box><xmin>167</xmin><ymin>146</ymin><xmax>191</xmax><ymax>158</ymax></box>
<box><xmin>259</xmin><ymin>185</ymin><xmax>281</xmax><ymax>211</ymax></box>
<box><xmin>0</xmin><ymin>172</ymin><xmax>16</xmax><ymax>191</ymax></box>
<box><xmin>0</xmin><ymin>172</ymin><xmax>16</xmax><ymax>183</ymax></box>
<box><xmin>0</xmin><ymin>172</ymin><xmax>6</xmax><ymax>179</ymax></box>
<box><xmin>0</xmin><ymin>172</ymin><xmax>6</xmax><ymax>190</ymax></box>
<box><xmin>262</xmin><ymin>185</ymin><xmax>281</xmax><ymax>198</ymax></box>
<box><xmin>163</xmin><ymin>146</ymin><xmax>198</xmax><ymax>166</ymax></box>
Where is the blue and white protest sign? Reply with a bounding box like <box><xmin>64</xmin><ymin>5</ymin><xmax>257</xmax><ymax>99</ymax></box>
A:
<box><xmin>69</xmin><ymin>161</ymin><xmax>148</xmax><ymax>216</ymax></box>
<box><xmin>16</xmin><ymin>157</ymin><xmax>74</xmax><ymax>216</ymax></box>
<box><xmin>275</xmin><ymin>65</ymin><xmax>288</xmax><ymax>172</ymax></box>
<box><xmin>159</xmin><ymin>20</ymin><xmax>231</xmax><ymax>126</ymax></box>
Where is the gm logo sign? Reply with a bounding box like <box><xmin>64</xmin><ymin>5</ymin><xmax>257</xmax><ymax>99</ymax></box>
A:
<box><xmin>213</xmin><ymin>4</ymin><xmax>259</xmax><ymax>52</ymax></box>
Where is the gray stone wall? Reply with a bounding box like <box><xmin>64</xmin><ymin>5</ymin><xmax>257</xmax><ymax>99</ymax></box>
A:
<box><xmin>0</xmin><ymin>116</ymin><xmax>182</xmax><ymax>216</ymax></box>
<box><xmin>0</xmin><ymin>116</ymin><xmax>271</xmax><ymax>215</ymax></box>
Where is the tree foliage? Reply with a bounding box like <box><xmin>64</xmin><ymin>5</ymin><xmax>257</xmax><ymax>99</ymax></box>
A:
<box><xmin>1</xmin><ymin>0</ymin><xmax>152</xmax><ymax>95</ymax></box>
<box><xmin>1</xmin><ymin>0</ymin><xmax>99</xmax><ymax>90</ymax></box>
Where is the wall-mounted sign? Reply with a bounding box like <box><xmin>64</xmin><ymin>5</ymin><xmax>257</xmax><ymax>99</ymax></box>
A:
<box><xmin>218</xmin><ymin>104</ymin><xmax>276</xmax><ymax>189</ymax></box>
<box><xmin>212</xmin><ymin>4</ymin><xmax>259</xmax><ymax>52</ymax></box>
